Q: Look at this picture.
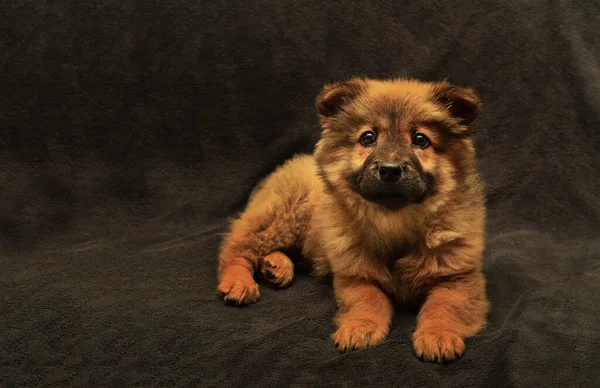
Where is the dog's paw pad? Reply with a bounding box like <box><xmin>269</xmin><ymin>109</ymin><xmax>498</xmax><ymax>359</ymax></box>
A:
<box><xmin>260</xmin><ymin>252</ymin><xmax>294</xmax><ymax>288</ymax></box>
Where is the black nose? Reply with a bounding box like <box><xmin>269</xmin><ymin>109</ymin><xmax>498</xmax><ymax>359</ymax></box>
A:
<box><xmin>378</xmin><ymin>163</ymin><xmax>403</xmax><ymax>183</ymax></box>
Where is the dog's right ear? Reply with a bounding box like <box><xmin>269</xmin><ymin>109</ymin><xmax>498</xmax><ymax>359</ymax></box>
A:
<box><xmin>316</xmin><ymin>79</ymin><xmax>366</xmax><ymax>118</ymax></box>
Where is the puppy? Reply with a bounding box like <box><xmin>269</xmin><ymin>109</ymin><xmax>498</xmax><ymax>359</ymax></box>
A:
<box><xmin>216</xmin><ymin>77</ymin><xmax>489</xmax><ymax>364</ymax></box>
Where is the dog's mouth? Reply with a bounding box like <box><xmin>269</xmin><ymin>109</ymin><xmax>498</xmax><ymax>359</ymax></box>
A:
<box><xmin>345</xmin><ymin>168</ymin><xmax>431</xmax><ymax>210</ymax></box>
<box><xmin>357</xmin><ymin>181</ymin><xmax>428</xmax><ymax>210</ymax></box>
<box><xmin>362</xmin><ymin>192</ymin><xmax>413</xmax><ymax>210</ymax></box>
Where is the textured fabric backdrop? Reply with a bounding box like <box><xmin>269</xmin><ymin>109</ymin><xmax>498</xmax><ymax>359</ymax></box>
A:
<box><xmin>1</xmin><ymin>0</ymin><xmax>599</xmax><ymax>387</ymax></box>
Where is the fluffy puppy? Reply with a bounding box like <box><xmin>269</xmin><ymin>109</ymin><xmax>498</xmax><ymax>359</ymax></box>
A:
<box><xmin>216</xmin><ymin>77</ymin><xmax>489</xmax><ymax>364</ymax></box>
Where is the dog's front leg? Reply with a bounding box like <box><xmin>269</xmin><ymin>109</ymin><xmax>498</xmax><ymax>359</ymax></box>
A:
<box><xmin>331</xmin><ymin>275</ymin><xmax>393</xmax><ymax>352</ymax></box>
<box><xmin>412</xmin><ymin>271</ymin><xmax>489</xmax><ymax>363</ymax></box>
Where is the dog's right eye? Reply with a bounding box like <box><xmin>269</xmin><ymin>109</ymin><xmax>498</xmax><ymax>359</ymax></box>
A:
<box><xmin>359</xmin><ymin>131</ymin><xmax>377</xmax><ymax>147</ymax></box>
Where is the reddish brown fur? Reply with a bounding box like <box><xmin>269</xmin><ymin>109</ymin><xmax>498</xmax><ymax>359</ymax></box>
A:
<box><xmin>216</xmin><ymin>77</ymin><xmax>489</xmax><ymax>363</ymax></box>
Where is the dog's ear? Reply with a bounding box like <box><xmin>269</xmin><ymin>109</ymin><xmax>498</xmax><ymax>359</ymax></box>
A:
<box><xmin>316</xmin><ymin>79</ymin><xmax>366</xmax><ymax>118</ymax></box>
<box><xmin>432</xmin><ymin>82</ymin><xmax>482</xmax><ymax>127</ymax></box>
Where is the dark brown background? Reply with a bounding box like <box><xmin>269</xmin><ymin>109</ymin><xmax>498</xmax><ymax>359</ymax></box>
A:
<box><xmin>1</xmin><ymin>0</ymin><xmax>599</xmax><ymax>386</ymax></box>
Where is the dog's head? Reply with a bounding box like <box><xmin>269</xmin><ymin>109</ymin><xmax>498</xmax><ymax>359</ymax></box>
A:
<box><xmin>314</xmin><ymin>77</ymin><xmax>482</xmax><ymax>211</ymax></box>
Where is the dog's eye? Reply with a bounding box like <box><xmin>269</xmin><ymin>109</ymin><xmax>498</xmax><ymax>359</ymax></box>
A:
<box><xmin>359</xmin><ymin>131</ymin><xmax>377</xmax><ymax>147</ymax></box>
<box><xmin>412</xmin><ymin>133</ymin><xmax>430</xmax><ymax>149</ymax></box>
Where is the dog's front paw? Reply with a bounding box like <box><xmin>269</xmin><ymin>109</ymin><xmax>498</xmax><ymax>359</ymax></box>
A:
<box><xmin>217</xmin><ymin>276</ymin><xmax>260</xmax><ymax>306</ymax></box>
<box><xmin>413</xmin><ymin>329</ymin><xmax>465</xmax><ymax>364</ymax></box>
<box><xmin>332</xmin><ymin>319</ymin><xmax>388</xmax><ymax>352</ymax></box>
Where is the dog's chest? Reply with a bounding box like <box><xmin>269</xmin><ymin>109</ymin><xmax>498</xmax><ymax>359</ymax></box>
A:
<box><xmin>384</xmin><ymin>243</ymin><xmax>412</xmax><ymax>271</ymax></box>
<box><xmin>386</xmin><ymin>245</ymin><xmax>432</xmax><ymax>305</ymax></box>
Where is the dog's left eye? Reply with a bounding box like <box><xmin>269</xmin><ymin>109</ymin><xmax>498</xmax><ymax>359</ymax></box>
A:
<box><xmin>412</xmin><ymin>133</ymin><xmax>430</xmax><ymax>148</ymax></box>
<box><xmin>359</xmin><ymin>131</ymin><xmax>377</xmax><ymax>147</ymax></box>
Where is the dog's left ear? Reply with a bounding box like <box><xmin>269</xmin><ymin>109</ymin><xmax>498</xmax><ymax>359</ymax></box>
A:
<box><xmin>432</xmin><ymin>82</ymin><xmax>482</xmax><ymax>127</ymax></box>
